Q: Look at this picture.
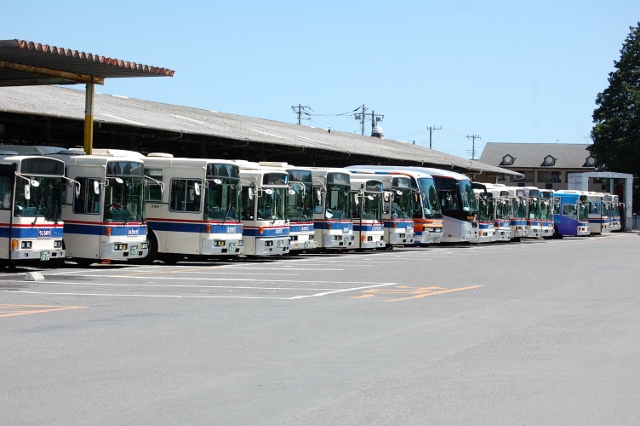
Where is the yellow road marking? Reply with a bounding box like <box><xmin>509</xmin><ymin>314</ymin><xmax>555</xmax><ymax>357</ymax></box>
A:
<box><xmin>354</xmin><ymin>285</ymin><xmax>483</xmax><ymax>301</ymax></box>
<box><xmin>0</xmin><ymin>304</ymin><xmax>88</xmax><ymax>318</ymax></box>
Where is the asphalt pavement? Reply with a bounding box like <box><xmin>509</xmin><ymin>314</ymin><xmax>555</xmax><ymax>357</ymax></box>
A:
<box><xmin>1</xmin><ymin>232</ymin><xmax>639</xmax><ymax>425</ymax></box>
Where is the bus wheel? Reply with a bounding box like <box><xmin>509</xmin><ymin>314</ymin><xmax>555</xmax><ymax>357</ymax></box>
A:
<box><xmin>132</xmin><ymin>233</ymin><xmax>159</xmax><ymax>265</ymax></box>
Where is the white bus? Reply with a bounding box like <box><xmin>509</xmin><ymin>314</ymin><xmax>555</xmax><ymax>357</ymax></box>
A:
<box><xmin>521</xmin><ymin>187</ymin><xmax>542</xmax><ymax>238</ymax></box>
<box><xmin>375</xmin><ymin>173</ymin><xmax>415</xmax><ymax>247</ymax></box>
<box><xmin>285</xmin><ymin>165</ymin><xmax>317</xmax><ymax>252</ymax></box>
<box><xmin>349</xmin><ymin>175</ymin><xmax>385</xmax><ymax>250</ymax></box>
<box><xmin>237</xmin><ymin>161</ymin><xmax>291</xmax><ymax>256</ymax></box>
<box><xmin>257</xmin><ymin>163</ymin><xmax>316</xmax><ymax>253</ymax></box>
<box><xmin>140</xmin><ymin>154</ymin><xmax>244</xmax><ymax>263</ymax></box>
<box><xmin>481</xmin><ymin>183</ymin><xmax>511</xmax><ymax>242</ymax></box>
<box><xmin>472</xmin><ymin>183</ymin><xmax>496</xmax><ymax>243</ymax></box>
<box><xmin>0</xmin><ymin>151</ymin><xmax>68</xmax><ymax>268</ymax></box>
<box><xmin>49</xmin><ymin>148</ymin><xmax>149</xmax><ymax>265</ymax></box>
<box><xmin>311</xmin><ymin>168</ymin><xmax>354</xmax><ymax>249</ymax></box>
<box><xmin>500</xmin><ymin>185</ymin><xmax>528</xmax><ymax>241</ymax></box>
<box><xmin>538</xmin><ymin>189</ymin><xmax>555</xmax><ymax>238</ymax></box>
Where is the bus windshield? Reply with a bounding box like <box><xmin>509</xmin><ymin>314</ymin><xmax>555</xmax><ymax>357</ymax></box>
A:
<box><xmin>512</xmin><ymin>197</ymin><xmax>527</xmax><ymax>218</ymax></box>
<box><xmin>104</xmin><ymin>176</ymin><xmax>144</xmax><ymax>222</ymax></box>
<box><xmin>256</xmin><ymin>187</ymin><xmax>286</xmax><ymax>221</ymax></box>
<box><xmin>459</xmin><ymin>180</ymin><xmax>478</xmax><ymax>213</ymax></box>
<box><xmin>325</xmin><ymin>183</ymin><xmax>350</xmax><ymax>219</ymax></box>
<box><xmin>287</xmin><ymin>179</ymin><xmax>313</xmax><ymax>222</ymax></box>
<box><xmin>353</xmin><ymin>190</ymin><xmax>382</xmax><ymax>221</ymax></box>
<box><xmin>205</xmin><ymin>177</ymin><xmax>240</xmax><ymax>221</ymax></box>
<box><xmin>495</xmin><ymin>198</ymin><xmax>511</xmax><ymax>220</ymax></box>
<box><xmin>416</xmin><ymin>177</ymin><xmax>441</xmax><ymax>217</ymax></box>
<box><xmin>477</xmin><ymin>193</ymin><xmax>494</xmax><ymax>222</ymax></box>
<box><xmin>578</xmin><ymin>201</ymin><xmax>589</xmax><ymax>221</ymax></box>
<box><xmin>539</xmin><ymin>199</ymin><xmax>553</xmax><ymax>220</ymax></box>
<box><xmin>13</xmin><ymin>175</ymin><xmax>63</xmax><ymax>221</ymax></box>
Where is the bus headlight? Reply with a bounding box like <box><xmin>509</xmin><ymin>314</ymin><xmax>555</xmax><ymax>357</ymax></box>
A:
<box><xmin>21</xmin><ymin>241</ymin><xmax>32</xmax><ymax>249</ymax></box>
<box><xmin>54</xmin><ymin>240</ymin><xmax>62</xmax><ymax>248</ymax></box>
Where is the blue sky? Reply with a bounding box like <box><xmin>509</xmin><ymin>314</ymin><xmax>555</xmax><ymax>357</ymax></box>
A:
<box><xmin>3</xmin><ymin>1</ymin><xmax>639</xmax><ymax>159</ymax></box>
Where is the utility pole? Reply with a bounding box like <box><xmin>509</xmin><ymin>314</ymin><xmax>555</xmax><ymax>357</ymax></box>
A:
<box><xmin>354</xmin><ymin>104</ymin><xmax>384</xmax><ymax>135</ymax></box>
<box><xmin>291</xmin><ymin>104</ymin><xmax>309</xmax><ymax>125</ymax></box>
<box><xmin>427</xmin><ymin>126</ymin><xmax>442</xmax><ymax>149</ymax></box>
<box><xmin>466</xmin><ymin>134</ymin><xmax>481</xmax><ymax>160</ymax></box>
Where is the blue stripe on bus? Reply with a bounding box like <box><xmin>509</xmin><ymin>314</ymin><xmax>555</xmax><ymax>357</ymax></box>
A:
<box><xmin>0</xmin><ymin>225</ymin><xmax>64</xmax><ymax>239</ymax></box>
<box><xmin>383</xmin><ymin>220</ymin><xmax>412</xmax><ymax>228</ymax></box>
<box><xmin>314</xmin><ymin>221</ymin><xmax>353</xmax><ymax>231</ymax></box>
<box><xmin>353</xmin><ymin>224</ymin><xmax>384</xmax><ymax>232</ymax></box>
<box><xmin>290</xmin><ymin>224</ymin><xmax>314</xmax><ymax>233</ymax></box>
<box><xmin>242</xmin><ymin>227</ymin><xmax>290</xmax><ymax>237</ymax></box>
<box><xmin>64</xmin><ymin>222</ymin><xmax>147</xmax><ymax>237</ymax></box>
<box><xmin>147</xmin><ymin>220</ymin><xmax>241</xmax><ymax>234</ymax></box>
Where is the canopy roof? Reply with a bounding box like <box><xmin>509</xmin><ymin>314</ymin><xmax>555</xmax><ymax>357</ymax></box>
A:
<box><xmin>0</xmin><ymin>39</ymin><xmax>174</xmax><ymax>86</ymax></box>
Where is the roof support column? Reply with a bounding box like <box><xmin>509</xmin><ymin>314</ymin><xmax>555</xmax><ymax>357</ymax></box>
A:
<box><xmin>83</xmin><ymin>83</ymin><xmax>95</xmax><ymax>155</ymax></box>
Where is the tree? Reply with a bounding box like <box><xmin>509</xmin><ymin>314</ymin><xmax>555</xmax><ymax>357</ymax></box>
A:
<box><xmin>590</xmin><ymin>23</ymin><xmax>640</xmax><ymax>213</ymax></box>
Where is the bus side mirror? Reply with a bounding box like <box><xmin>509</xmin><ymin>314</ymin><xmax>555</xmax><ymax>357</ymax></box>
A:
<box><xmin>194</xmin><ymin>182</ymin><xmax>201</xmax><ymax>196</ymax></box>
<box><xmin>24</xmin><ymin>184</ymin><xmax>30</xmax><ymax>200</ymax></box>
<box><xmin>93</xmin><ymin>181</ymin><xmax>100</xmax><ymax>195</ymax></box>
<box><xmin>248</xmin><ymin>187</ymin><xmax>254</xmax><ymax>200</ymax></box>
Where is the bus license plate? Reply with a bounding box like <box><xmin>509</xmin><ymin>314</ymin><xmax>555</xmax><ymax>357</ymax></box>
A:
<box><xmin>229</xmin><ymin>243</ymin><xmax>235</xmax><ymax>251</ymax></box>
<box><xmin>40</xmin><ymin>251</ymin><xmax>51</xmax><ymax>261</ymax></box>
<box><xmin>130</xmin><ymin>246</ymin><xmax>139</xmax><ymax>256</ymax></box>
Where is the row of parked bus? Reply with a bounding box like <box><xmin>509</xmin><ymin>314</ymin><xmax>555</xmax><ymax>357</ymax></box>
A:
<box><xmin>0</xmin><ymin>145</ymin><xmax>624</xmax><ymax>269</ymax></box>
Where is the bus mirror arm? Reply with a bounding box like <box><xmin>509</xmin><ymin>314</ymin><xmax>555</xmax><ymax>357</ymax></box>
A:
<box><xmin>144</xmin><ymin>175</ymin><xmax>165</xmax><ymax>196</ymax></box>
<box><xmin>61</xmin><ymin>176</ymin><xmax>82</xmax><ymax>197</ymax></box>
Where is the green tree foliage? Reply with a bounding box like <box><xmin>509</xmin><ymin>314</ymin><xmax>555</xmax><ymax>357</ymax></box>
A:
<box><xmin>590</xmin><ymin>23</ymin><xmax>640</xmax><ymax>213</ymax></box>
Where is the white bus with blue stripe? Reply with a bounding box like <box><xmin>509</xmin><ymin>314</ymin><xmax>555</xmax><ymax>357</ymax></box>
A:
<box><xmin>140</xmin><ymin>154</ymin><xmax>244</xmax><ymax>263</ymax></box>
<box><xmin>349</xmin><ymin>175</ymin><xmax>385</xmax><ymax>250</ymax></box>
<box><xmin>237</xmin><ymin>162</ymin><xmax>290</xmax><ymax>256</ymax></box>
<box><xmin>311</xmin><ymin>168</ymin><xmax>354</xmax><ymax>250</ymax></box>
<box><xmin>0</xmin><ymin>151</ymin><xmax>68</xmax><ymax>268</ymax></box>
<box><xmin>472</xmin><ymin>183</ymin><xmax>496</xmax><ymax>243</ymax></box>
<box><xmin>49</xmin><ymin>148</ymin><xmax>149</xmax><ymax>265</ymax></box>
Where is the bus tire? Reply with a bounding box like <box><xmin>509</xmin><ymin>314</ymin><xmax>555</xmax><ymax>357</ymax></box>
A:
<box><xmin>132</xmin><ymin>232</ymin><xmax>159</xmax><ymax>265</ymax></box>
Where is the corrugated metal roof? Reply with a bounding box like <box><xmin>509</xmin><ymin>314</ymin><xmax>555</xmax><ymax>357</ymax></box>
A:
<box><xmin>0</xmin><ymin>39</ymin><xmax>174</xmax><ymax>86</ymax></box>
<box><xmin>0</xmin><ymin>85</ymin><xmax>521</xmax><ymax>176</ymax></box>
<box><xmin>479</xmin><ymin>142</ymin><xmax>595</xmax><ymax>169</ymax></box>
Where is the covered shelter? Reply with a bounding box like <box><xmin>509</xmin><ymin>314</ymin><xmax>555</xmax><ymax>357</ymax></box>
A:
<box><xmin>0</xmin><ymin>39</ymin><xmax>174</xmax><ymax>154</ymax></box>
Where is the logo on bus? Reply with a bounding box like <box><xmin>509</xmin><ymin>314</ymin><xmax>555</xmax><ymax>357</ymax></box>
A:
<box><xmin>371</xmin><ymin>226</ymin><xmax>384</xmax><ymax>232</ymax></box>
<box><xmin>275</xmin><ymin>228</ymin><xmax>283</xmax><ymax>234</ymax></box>
<box><xmin>38</xmin><ymin>229</ymin><xmax>52</xmax><ymax>238</ymax></box>
<box><xmin>226</xmin><ymin>227</ymin><xmax>237</xmax><ymax>234</ymax></box>
<box><xmin>128</xmin><ymin>228</ymin><xmax>140</xmax><ymax>236</ymax></box>
<box><xmin>342</xmin><ymin>227</ymin><xmax>350</xmax><ymax>234</ymax></box>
